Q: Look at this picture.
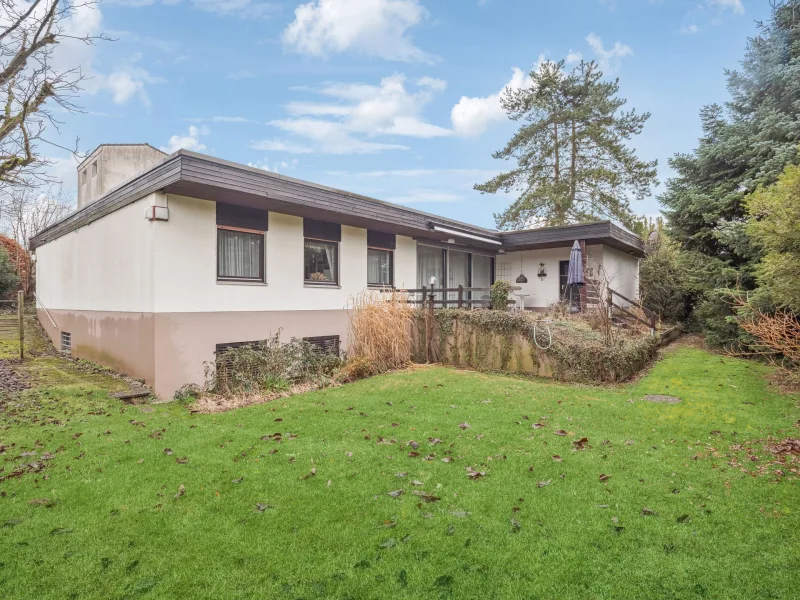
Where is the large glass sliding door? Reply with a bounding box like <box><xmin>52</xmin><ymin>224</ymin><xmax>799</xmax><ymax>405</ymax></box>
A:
<box><xmin>417</xmin><ymin>244</ymin><xmax>495</xmax><ymax>307</ymax></box>
<box><xmin>447</xmin><ymin>250</ymin><xmax>470</xmax><ymax>303</ymax></box>
<box><xmin>417</xmin><ymin>244</ymin><xmax>445</xmax><ymax>301</ymax></box>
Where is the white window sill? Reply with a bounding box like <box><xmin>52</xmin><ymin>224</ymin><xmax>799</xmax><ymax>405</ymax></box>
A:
<box><xmin>304</xmin><ymin>283</ymin><xmax>341</xmax><ymax>289</ymax></box>
<box><xmin>217</xmin><ymin>280</ymin><xmax>268</xmax><ymax>286</ymax></box>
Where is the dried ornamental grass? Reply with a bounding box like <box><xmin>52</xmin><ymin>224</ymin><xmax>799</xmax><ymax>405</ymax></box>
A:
<box><xmin>347</xmin><ymin>289</ymin><xmax>415</xmax><ymax>374</ymax></box>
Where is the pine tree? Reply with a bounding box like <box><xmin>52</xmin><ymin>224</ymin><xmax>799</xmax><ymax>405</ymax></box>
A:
<box><xmin>660</xmin><ymin>0</ymin><xmax>800</xmax><ymax>265</ymax></box>
<box><xmin>475</xmin><ymin>60</ymin><xmax>658</xmax><ymax>230</ymax></box>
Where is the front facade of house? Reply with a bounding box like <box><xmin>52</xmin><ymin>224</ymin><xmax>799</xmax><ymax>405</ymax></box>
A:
<box><xmin>31</xmin><ymin>145</ymin><xmax>643</xmax><ymax>398</ymax></box>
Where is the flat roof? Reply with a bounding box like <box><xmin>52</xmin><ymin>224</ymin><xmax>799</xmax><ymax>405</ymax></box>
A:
<box><xmin>30</xmin><ymin>149</ymin><xmax>644</xmax><ymax>256</ymax></box>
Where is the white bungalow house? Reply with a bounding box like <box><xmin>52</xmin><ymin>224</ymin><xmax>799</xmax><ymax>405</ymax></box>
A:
<box><xmin>30</xmin><ymin>144</ymin><xmax>643</xmax><ymax>398</ymax></box>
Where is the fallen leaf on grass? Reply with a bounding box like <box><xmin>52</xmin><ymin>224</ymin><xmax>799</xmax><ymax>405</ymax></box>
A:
<box><xmin>412</xmin><ymin>491</ymin><xmax>440</xmax><ymax>502</ymax></box>
<box><xmin>300</xmin><ymin>468</ymin><xmax>317</xmax><ymax>481</ymax></box>
<box><xmin>232</xmin><ymin>477</ymin><xmax>243</xmax><ymax>484</ymax></box>
<box><xmin>641</xmin><ymin>507</ymin><xmax>657</xmax><ymax>516</ymax></box>
<box><xmin>50</xmin><ymin>527</ymin><xmax>73</xmax><ymax>535</ymax></box>
<box><xmin>441</xmin><ymin>457</ymin><xmax>452</xmax><ymax>463</ymax></box>
<box><xmin>176</xmin><ymin>457</ymin><xmax>189</xmax><ymax>464</ymax></box>
<box><xmin>537</xmin><ymin>480</ymin><xmax>551</xmax><ymax>488</ymax></box>
<box><xmin>573</xmin><ymin>437</ymin><xmax>589</xmax><ymax>450</ymax></box>
<box><xmin>175</xmin><ymin>484</ymin><xmax>185</xmax><ymax>499</ymax></box>
<box><xmin>554</xmin><ymin>430</ymin><xmax>568</xmax><ymax>436</ymax></box>
<box><xmin>676</xmin><ymin>514</ymin><xmax>691</xmax><ymax>523</ymax></box>
<box><xmin>408</xmin><ymin>451</ymin><xmax>420</xmax><ymax>458</ymax></box>
<box><xmin>552</xmin><ymin>455</ymin><xmax>562</xmax><ymax>462</ymax></box>
<box><xmin>532</xmin><ymin>423</ymin><xmax>544</xmax><ymax>429</ymax></box>
<box><xmin>459</xmin><ymin>423</ymin><xmax>470</xmax><ymax>430</ymax></box>
<box><xmin>465</xmin><ymin>467</ymin><xmax>485</xmax><ymax>481</ymax></box>
<box><xmin>163</xmin><ymin>448</ymin><xmax>173</xmax><ymax>455</ymax></box>
<box><xmin>599</xmin><ymin>474</ymin><xmax>610</xmax><ymax>482</ymax></box>
<box><xmin>388</xmin><ymin>490</ymin><xmax>404</xmax><ymax>498</ymax></box>
<box><xmin>428</xmin><ymin>438</ymin><xmax>443</xmax><ymax>445</ymax></box>
<box><xmin>29</xmin><ymin>498</ymin><xmax>55</xmax><ymax>507</ymax></box>
<box><xmin>379</xmin><ymin>538</ymin><xmax>397</xmax><ymax>549</ymax></box>
<box><xmin>395</xmin><ymin>472</ymin><xmax>407</xmax><ymax>478</ymax></box>
<box><xmin>510</xmin><ymin>518</ymin><xmax>521</xmax><ymax>533</ymax></box>
<box><xmin>411</xmin><ymin>480</ymin><xmax>424</xmax><ymax>486</ymax></box>
<box><xmin>255</xmin><ymin>503</ymin><xmax>275</xmax><ymax>512</ymax></box>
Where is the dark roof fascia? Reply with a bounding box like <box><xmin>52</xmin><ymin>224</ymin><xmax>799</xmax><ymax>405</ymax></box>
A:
<box><xmin>499</xmin><ymin>221</ymin><xmax>644</xmax><ymax>256</ymax></box>
<box><xmin>30</xmin><ymin>150</ymin><xmax>644</xmax><ymax>257</ymax></box>
<box><xmin>30</xmin><ymin>154</ymin><xmax>182</xmax><ymax>249</ymax></box>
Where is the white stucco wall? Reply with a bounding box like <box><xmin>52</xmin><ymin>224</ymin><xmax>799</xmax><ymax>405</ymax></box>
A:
<box><xmin>35</xmin><ymin>195</ymin><xmax>157</xmax><ymax>312</ymax></box>
<box><xmin>599</xmin><ymin>245</ymin><xmax>639</xmax><ymax>302</ymax></box>
<box><xmin>151</xmin><ymin>194</ymin><xmax>418</xmax><ymax>313</ymax></box>
<box><xmin>496</xmin><ymin>244</ymin><xmax>628</xmax><ymax>309</ymax></box>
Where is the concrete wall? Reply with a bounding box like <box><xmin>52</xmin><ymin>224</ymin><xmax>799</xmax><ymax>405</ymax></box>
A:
<box><xmin>78</xmin><ymin>145</ymin><xmax>165</xmax><ymax>209</ymax></box>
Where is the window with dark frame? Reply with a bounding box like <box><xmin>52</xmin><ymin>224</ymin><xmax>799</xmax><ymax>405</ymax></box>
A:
<box><xmin>216</xmin><ymin>204</ymin><xmax>268</xmax><ymax>283</ymax></box>
<box><xmin>60</xmin><ymin>331</ymin><xmax>71</xmax><ymax>352</ymax></box>
<box><xmin>217</xmin><ymin>227</ymin><xmax>265</xmax><ymax>282</ymax></box>
<box><xmin>367</xmin><ymin>248</ymin><xmax>393</xmax><ymax>287</ymax></box>
<box><xmin>304</xmin><ymin>239</ymin><xmax>338</xmax><ymax>285</ymax></box>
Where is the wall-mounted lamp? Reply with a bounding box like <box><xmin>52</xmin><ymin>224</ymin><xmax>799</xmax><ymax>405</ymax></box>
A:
<box><xmin>537</xmin><ymin>263</ymin><xmax>547</xmax><ymax>279</ymax></box>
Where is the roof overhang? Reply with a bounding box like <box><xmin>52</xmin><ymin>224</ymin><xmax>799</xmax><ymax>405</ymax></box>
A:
<box><xmin>29</xmin><ymin>150</ymin><xmax>644</xmax><ymax>258</ymax></box>
<box><xmin>499</xmin><ymin>221</ymin><xmax>644</xmax><ymax>257</ymax></box>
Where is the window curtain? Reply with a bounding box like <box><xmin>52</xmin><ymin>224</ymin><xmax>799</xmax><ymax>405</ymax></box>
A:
<box><xmin>417</xmin><ymin>245</ymin><xmax>444</xmax><ymax>301</ymax></box>
<box><xmin>368</xmin><ymin>249</ymin><xmax>391</xmax><ymax>286</ymax></box>
<box><xmin>447</xmin><ymin>250</ymin><xmax>470</xmax><ymax>303</ymax></box>
<box><xmin>323</xmin><ymin>242</ymin><xmax>335</xmax><ymax>281</ymax></box>
<box><xmin>218</xmin><ymin>230</ymin><xmax>261</xmax><ymax>279</ymax></box>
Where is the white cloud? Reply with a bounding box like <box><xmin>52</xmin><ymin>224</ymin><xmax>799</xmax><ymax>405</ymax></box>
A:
<box><xmin>247</xmin><ymin>158</ymin><xmax>299</xmax><ymax>173</ymax></box>
<box><xmin>681</xmin><ymin>23</ymin><xmax>701</xmax><ymax>34</ymax></box>
<box><xmin>384</xmin><ymin>189</ymin><xmax>463</xmax><ymax>204</ymax></box>
<box><xmin>709</xmin><ymin>0</ymin><xmax>744</xmax><ymax>15</ymax></box>
<box><xmin>258</xmin><ymin>73</ymin><xmax>449</xmax><ymax>154</ymax></box>
<box><xmin>161</xmin><ymin>126</ymin><xmax>210</xmax><ymax>153</ymax></box>
<box><xmin>565</xmin><ymin>50</ymin><xmax>583</xmax><ymax>64</ymax></box>
<box><xmin>417</xmin><ymin>76</ymin><xmax>447</xmax><ymax>91</ymax></box>
<box><xmin>282</xmin><ymin>0</ymin><xmax>434</xmax><ymax>62</ymax></box>
<box><xmin>251</xmin><ymin>139</ymin><xmax>315</xmax><ymax>154</ymax></box>
<box><xmin>450</xmin><ymin>61</ymin><xmax>540</xmax><ymax>137</ymax></box>
<box><xmin>109</xmin><ymin>0</ymin><xmax>278</xmax><ymax>19</ymax></box>
<box><xmin>585</xmin><ymin>33</ymin><xmax>632</xmax><ymax>73</ymax></box>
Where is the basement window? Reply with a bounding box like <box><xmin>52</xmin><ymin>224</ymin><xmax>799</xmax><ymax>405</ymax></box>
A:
<box><xmin>60</xmin><ymin>331</ymin><xmax>71</xmax><ymax>352</ymax></box>
<box><xmin>303</xmin><ymin>335</ymin><xmax>340</xmax><ymax>356</ymax></box>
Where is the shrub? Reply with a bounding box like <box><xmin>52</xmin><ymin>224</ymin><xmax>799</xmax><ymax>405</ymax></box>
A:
<box><xmin>490</xmin><ymin>280</ymin><xmax>511</xmax><ymax>310</ymax></box>
<box><xmin>0</xmin><ymin>246</ymin><xmax>20</xmax><ymax>299</ymax></box>
<box><xmin>206</xmin><ymin>333</ymin><xmax>342</xmax><ymax>396</ymax></box>
<box><xmin>337</xmin><ymin>356</ymin><xmax>377</xmax><ymax>383</ymax></box>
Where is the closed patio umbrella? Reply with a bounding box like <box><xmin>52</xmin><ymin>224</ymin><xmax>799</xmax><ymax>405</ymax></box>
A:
<box><xmin>566</xmin><ymin>240</ymin><xmax>584</xmax><ymax>311</ymax></box>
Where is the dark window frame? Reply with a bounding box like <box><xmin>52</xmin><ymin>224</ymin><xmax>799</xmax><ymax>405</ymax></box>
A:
<box><xmin>367</xmin><ymin>246</ymin><xmax>394</xmax><ymax>288</ymax></box>
<box><xmin>304</xmin><ymin>237</ymin><xmax>340</xmax><ymax>286</ymax></box>
<box><xmin>216</xmin><ymin>225</ymin><xmax>266</xmax><ymax>283</ymax></box>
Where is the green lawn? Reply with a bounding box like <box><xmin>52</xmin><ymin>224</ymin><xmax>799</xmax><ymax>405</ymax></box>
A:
<box><xmin>1</xmin><ymin>325</ymin><xmax>798</xmax><ymax>599</ymax></box>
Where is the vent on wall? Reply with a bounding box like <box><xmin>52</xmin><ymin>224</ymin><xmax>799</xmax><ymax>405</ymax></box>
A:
<box><xmin>303</xmin><ymin>335</ymin><xmax>340</xmax><ymax>356</ymax></box>
<box><xmin>60</xmin><ymin>331</ymin><xmax>71</xmax><ymax>352</ymax></box>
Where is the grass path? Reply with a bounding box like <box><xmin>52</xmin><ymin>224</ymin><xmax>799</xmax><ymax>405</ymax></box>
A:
<box><xmin>0</xmin><ymin>326</ymin><xmax>798</xmax><ymax>599</ymax></box>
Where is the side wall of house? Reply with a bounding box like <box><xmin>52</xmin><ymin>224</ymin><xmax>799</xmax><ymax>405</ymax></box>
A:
<box><xmin>600</xmin><ymin>246</ymin><xmax>640</xmax><ymax>303</ymax></box>
<box><xmin>149</xmin><ymin>194</ymin><xmax>421</xmax><ymax>397</ymax></box>
<box><xmin>35</xmin><ymin>195</ymin><xmax>158</xmax><ymax>383</ymax></box>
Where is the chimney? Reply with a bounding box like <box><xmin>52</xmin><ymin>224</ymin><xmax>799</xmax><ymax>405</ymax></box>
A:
<box><xmin>77</xmin><ymin>144</ymin><xmax>167</xmax><ymax>209</ymax></box>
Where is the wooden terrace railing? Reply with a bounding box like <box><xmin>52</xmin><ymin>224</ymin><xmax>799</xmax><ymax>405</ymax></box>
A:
<box><xmin>402</xmin><ymin>285</ymin><xmax>521</xmax><ymax>309</ymax></box>
<box><xmin>606</xmin><ymin>288</ymin><xmax>659</xmax><ymax>334</ymax></box>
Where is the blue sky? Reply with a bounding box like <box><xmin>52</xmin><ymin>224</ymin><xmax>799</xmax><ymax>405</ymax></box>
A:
<box><xmin>50</xmin><ymin>0</ymin><xmax>770</xmax><ymax>229</ymax></box>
